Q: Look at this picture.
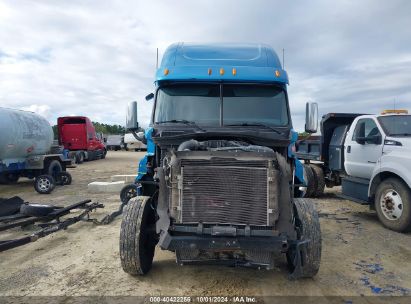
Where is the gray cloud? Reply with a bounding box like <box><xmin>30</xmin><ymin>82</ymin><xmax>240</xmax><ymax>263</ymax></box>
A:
<box><xmin>0</xmin><ymin>0</ymin><xmax>410</xmax><ymax>131</ymax></box>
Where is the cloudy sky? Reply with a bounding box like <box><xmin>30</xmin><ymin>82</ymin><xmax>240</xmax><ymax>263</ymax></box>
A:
<box><xmin>1</xmin><ymin>0</ymin><xmax>410</xmax><ymax>131</ymax></box>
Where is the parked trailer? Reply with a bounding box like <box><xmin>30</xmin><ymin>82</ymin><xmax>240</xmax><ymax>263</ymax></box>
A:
<box><xmin>123</xmin><ymin>133</ymin><xmax>146</xmax><ymax>151</ymax></box>
<box><xmin>118</xmin><ymin>43</ymin><xmax>321</xmax><ymax>279</ymax></box>
<box><xmin>106</xmin><ymin>135</ymin><xmax>125</xmax><ymax>151</ymax></box>
<box><xmin>57</xmin><ymin>116</ymin><xmax>107</xmax><ymax>163</ymax></box>
<box><xmin>0</xmin><ymin>107</ymin><xmax>72</xmax><ymax>194</ymax></box>
<box><xmin>296</xmin><ymin>110</ymin><xmax>411</xmax><ymax>232</ymax></box>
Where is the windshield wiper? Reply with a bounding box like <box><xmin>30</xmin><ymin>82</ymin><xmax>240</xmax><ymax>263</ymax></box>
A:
<box><xmin>156</xmin><ymin>120</ymin><xmax>205</xmax><ymax>132</ymax></box>
<box><xmin>225</xmin><ymin>122</ymin><xmax>282</xmax><ymax>134</ymax></box>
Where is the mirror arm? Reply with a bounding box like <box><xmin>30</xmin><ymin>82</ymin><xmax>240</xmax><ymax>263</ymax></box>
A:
<box><xmin>145</xmin><ymin>93</ymin><xmax>154</xmax><ymax>101</ymax></box>
<box><xmin>131</xmin><ymin>130</ymin><xmax>146</xmax><ymax>144</ymax></box>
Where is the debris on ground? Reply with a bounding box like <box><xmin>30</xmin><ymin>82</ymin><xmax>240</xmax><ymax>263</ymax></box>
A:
<box><xmin>355</xmin><ymin>260</ymin><xmax>410</xmax><ymax>295</ymax></box>
<box><xmin>0</xmin><ymin>199</ymin><xmax>104</xmax><ymax>252</ymax></box>
<box><xmin>354</xmin><ymin>260</ymin><xmax>384</xmax><ymax>274</ymax></box>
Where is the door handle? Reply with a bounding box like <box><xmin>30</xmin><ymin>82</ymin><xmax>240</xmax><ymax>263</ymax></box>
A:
<box><xmin>347</xmin><ymin>146</ymin><xmax>351</xmax><ymax>153</ymax></box>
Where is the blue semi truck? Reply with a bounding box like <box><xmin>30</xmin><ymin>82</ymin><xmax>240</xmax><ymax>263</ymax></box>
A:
<box><xmin>120</xmin><ymin>43</ymin><xmax>321</xmax><ymax>279</ymax></box>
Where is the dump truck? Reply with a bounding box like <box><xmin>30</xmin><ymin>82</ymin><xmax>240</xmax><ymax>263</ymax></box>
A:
<box><xmin>296</xmin><ymin>110</ymin><xmax>411</xmax><ymax>232</ymax></box>
<box><xmin>0</xmin><ymin>107</ymin><xmax>72</xmax><ymax>194</ymax></box>
<box><xmin>119</xmin><ymin>43</ymin><xmax>322</xmax><ymax>279</ymax></box>
<box><xmin>57</xmin><ymin>116</ymin><xmax>107</xmax><ymax>163</ymax></box>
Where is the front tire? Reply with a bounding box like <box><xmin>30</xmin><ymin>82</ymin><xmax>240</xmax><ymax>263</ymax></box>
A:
<box><xmin>375</xmin><ymin>178</ymin><xmax>411</xmax><ymax>232</ymax></box>
<box><xmin>287</xmin><ymin>198</ymin><xmax>322</xmax><ymax>278</ymax></box>
<box><xmin>120</xmin><ymin>196</ymin><xmax>158</xmax><ymax>275</ymax></box>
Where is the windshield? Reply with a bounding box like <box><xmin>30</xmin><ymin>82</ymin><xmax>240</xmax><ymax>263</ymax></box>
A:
<box><xmin>378</xmin><ymin>115</ymin><xmax>411</xmax><ymax>136</ymax></box>
<box><xmin>154</xmin><ymin>84</ymin><xmax>220</xmax><ymax>126</ymax></box>
<box><xmin>154</xmin><ymin>84</ymin><xmax>289</xmax><ymax>127</ymax></box>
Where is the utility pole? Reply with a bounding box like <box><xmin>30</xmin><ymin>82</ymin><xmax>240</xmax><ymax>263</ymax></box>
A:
<box><xmin>156</xmin><ymin>48</ymin><xmax>159</xmax><ymax>69</ymax></box>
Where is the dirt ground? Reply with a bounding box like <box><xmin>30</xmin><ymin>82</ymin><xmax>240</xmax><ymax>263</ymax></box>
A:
<box><xmin>0</xmin><ymin>151</ymin><xmax>410</xmax><ymax>297</ymax></box>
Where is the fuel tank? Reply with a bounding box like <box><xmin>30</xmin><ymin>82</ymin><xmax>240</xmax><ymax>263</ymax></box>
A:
<box><xmin>0</xmin><ymin>107</ymin><xmax>53</xmax><ymax>160</ymax></box>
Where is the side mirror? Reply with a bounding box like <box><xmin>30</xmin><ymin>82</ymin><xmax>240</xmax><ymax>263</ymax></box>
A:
<box><xmin>305</xmin><ymin>102</ymin><xmax>318</xmax><ymax>133</ymax></box>
<box><xmin>355</xmin><ymin>137</ymin><xmax>366</xmax><ymax>145</ymax></box>
<box><xmin>373</xmin><ymin>135</ymin><xmax>382</xmax><ymax>145</ymax></box>
<box><xmin>145</xmin><ymin>93</ymin><xmax>154</xmax><ymax>101</ymax></box>
<box><xmin>359</xmin><ymin>135</ymin><xmax>382</xmax><ymax>145</ymax></box>
<box><xmin>126</xmin><ymin>101</ymin><xmax>138</xmax><ymax>131</ymax></box>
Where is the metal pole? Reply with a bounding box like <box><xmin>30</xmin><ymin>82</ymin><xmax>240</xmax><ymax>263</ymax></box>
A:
<box><xmin>156</xmin><ymin>48</ymin><xmax>159</xmax><ymax>69</ymax></box>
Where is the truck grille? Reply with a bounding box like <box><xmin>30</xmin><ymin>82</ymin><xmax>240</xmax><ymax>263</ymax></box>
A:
<box><xmin>181</xmin><ymin>160</ymin><xmax>268</xmax><ymax>225</ymax></box>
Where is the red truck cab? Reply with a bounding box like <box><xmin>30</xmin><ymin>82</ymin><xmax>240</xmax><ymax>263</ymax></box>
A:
<box><xmin>57</xmin><ymin>116</ymin><xmax>106</xmax><ymax>163</ymax></box>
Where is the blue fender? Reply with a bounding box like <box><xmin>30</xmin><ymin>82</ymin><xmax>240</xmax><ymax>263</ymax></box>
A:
<box><xmin>288</xmin><ymin>129</ymin><xmax>305</xmax><ymax>185</ymax></box>
<box><xmin>135</xmin><ymin>128</ymin><xmax>156</xmax><ymax>196</ymax></box>
<box><xmin>136</xmin><ymin>127</ymin><xmax>155</xmax><ymax>182</ymax></box>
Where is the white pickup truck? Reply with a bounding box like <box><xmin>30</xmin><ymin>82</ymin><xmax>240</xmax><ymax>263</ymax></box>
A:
<box><xmin>124</xmin><ymin>133</ymin><xmax>147</xmax><ymax>151</ymax></box>
<box><xmin>296</xmin><ymin>110</ymin><xmax>411</xmax><ymax>232</ymax></box>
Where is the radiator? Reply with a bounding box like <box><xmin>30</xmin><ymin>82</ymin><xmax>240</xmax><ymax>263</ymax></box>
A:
<box><xmin>180</xmin><ymin>159</ymin><xmax>269</xmax><ymax>226</ymax></box>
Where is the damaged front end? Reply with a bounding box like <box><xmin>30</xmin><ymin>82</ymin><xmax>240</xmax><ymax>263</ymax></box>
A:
<box><xmin>155</xmin><ymin>139</ymin><xmax>297</xmax><ymax>269</ymax></box>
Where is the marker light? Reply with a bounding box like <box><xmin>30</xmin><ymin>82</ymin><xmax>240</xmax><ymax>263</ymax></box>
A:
<box><xmin>275</xmin><ymin>70</ymin><xmax>281</xmax><ymax>77</ymax></box>
<box><xmin>208</xmin><ymin>68</ymin><xmax>212</xmax><ymax>75</ymax></box>
<box><xmin>220</xmin><ymin>68</ymin><xmax>225</xmax><ymax>75</ymax></box>
<box><xmin>381</xmin><ymin>109</ymin><xmax>408</xmax><ymax>115</ymax></box>
<box><xmin>164</xmin><ymin>68</ymin><xmax>169</xmax><ymax>76</ymax></box>
<box><xmin>232</xmin><ymin>68</ymin><xmax>237</xmax><ymax>76</ymax></box>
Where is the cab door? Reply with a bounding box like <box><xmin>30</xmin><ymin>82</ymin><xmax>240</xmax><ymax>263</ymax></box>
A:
<box><xmin>344</xmin><ymin>118</ymin><xmax>384</xmax><ymax>179</ymax></box>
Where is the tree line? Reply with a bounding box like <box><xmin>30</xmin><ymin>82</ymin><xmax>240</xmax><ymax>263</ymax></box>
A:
<box><xmin>52</xmin><ymin>122</ymin><xmax>129</xmax><ymax>139</ymax></box>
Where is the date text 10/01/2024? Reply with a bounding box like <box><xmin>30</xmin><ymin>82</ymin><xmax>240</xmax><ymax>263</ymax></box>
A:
<box><xmin>149</xmin><ymin>296</ymin><xmax>257</xmax><ymax>303</ymax></box>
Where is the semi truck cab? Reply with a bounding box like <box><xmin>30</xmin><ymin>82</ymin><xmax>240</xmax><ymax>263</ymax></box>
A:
<box><xmin>119</xmin><ymin>43</ymin><xmax>322</xmax><ymax>279</ymax></box>
<box><xmin>57</xmin><ymin>116</ymin><xmax>107</xmax><ymax>163</ymax></box>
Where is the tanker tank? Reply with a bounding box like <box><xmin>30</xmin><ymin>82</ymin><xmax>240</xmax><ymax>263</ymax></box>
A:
<box><xmin>0</xmin><ymin>107</ymin><xmax>54</xmax><ymax>163</ymax></box>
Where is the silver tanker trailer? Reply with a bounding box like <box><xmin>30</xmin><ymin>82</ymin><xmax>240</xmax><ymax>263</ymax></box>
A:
<box><xmin>0</xmin><ymin>107</ymin><xmax>72</xmax><ymax>194</ymax></box>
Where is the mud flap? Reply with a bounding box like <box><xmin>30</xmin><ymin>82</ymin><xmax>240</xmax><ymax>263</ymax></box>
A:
<box><xmin>288</xmin><ymin>240</ymin><xmax>309</xmax><ymax>280</ymax></box>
